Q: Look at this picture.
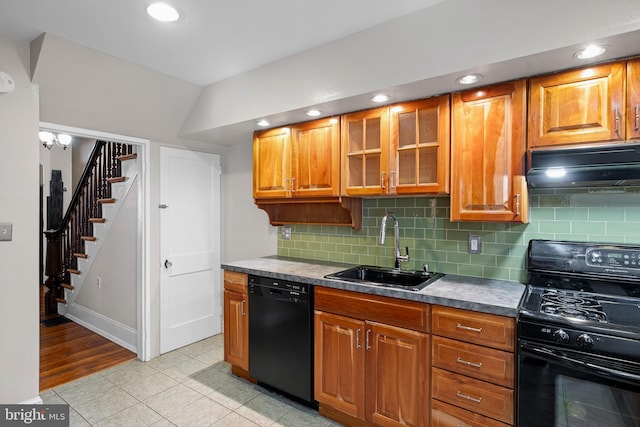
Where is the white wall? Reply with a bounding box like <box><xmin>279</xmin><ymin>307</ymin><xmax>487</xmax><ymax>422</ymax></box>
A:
<box><xmin>30</xmin><ymin>33</ymin><xmax>276</xmax><ymax>359</ymax></box>
<box><xmin>75</xmin><ymin>176</ymin><xmax>138</xmax><ymax>329</ymax></box>
<box><xmin>221</xmin><ymin>142</ymin><xmax>277</xmax><ymax>263</ymax></box>
<box><xmin>181</xmin><ymin>0</ymin><xmax>640</xmax><ymax>138</ymax></box>
<box><xmin>0</xmin><ymin>34</ymin><xmax>40</xmax><ymax>403</ymax></box>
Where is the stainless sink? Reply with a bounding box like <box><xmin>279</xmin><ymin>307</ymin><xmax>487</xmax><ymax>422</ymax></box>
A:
<box><xmin>325</xmin><ymin>265</ymin><xmax>442</xmax><ymax>291</ymax></box>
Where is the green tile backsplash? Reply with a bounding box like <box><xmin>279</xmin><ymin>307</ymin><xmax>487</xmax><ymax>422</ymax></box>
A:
<box><xmin>277</xmin><ymin>187</ymin><xmax>640</xmax><ymax>283</ymax></box>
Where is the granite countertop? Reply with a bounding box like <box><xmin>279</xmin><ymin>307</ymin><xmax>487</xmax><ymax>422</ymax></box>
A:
<box><xmin>222</xmin><ymin>256</ymin><xmax>526</xmax><ymax>317</ymax></box>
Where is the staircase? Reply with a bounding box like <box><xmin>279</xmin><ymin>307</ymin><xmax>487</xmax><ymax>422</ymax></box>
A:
<box><xmin>43</xmin><ymin>141</ymin><xmax>138</xmax><ymax>316</ymax></box>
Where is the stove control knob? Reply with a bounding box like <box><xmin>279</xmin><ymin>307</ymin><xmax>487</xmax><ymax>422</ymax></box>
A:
<box><xmin>576</xmin><ymin>333</ymin><xmax>594</xmax><ymax>349</ymax></box>
<box><xmin>552</xmin><ymin>329</ymin><xmax>570</xmax><ymax>344</ymax></box>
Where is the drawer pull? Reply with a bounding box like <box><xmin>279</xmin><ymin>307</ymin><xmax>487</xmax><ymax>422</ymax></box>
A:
<box><xmin>456</xmin><ymin>323</ymin><xmax>483</xmax><ymax>333</ymax></box>
<box><xmin>456</xmin><ymin>357</ymin><xmax>483</xmax><ymax>368</ymax></box>
<box><xmin>456</xmin><ymin>390</ymin><xmax>482</xmax><ymax>403</ymax></box>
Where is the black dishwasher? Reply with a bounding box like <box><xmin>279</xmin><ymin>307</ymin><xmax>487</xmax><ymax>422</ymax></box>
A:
<box><xmin>248</xmin><ymin>275</ymin><xmax>314</xmax><ymax>405</ymax></box>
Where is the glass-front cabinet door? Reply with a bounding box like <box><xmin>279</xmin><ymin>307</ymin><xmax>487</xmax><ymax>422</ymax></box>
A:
<box><xmin>341</xmin><ymin>107</ymin><xmax>390</xmax><ymax>196</ymax></box>
<box><xmin>390</xmin><ymin>96</ymin><xmax>450</xmax><ymax>194</ymax></box>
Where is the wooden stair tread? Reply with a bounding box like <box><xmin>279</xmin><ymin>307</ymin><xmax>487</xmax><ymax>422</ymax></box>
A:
<box><xmin>98</xmin><ymin>198</ymin><xmax>116</xmax><ymax>204</ymax></box>
<box><xmin>107</xmin><ymin>176</ymin><xmax>126</xmax><ymax>184</ymax></box>
<box><xmin>81</xmin><ymin>236</ymin><xmax>97</xmax><ymax>242</ymax></box>
<box><xmin>67</xmin><ymin>269</ymin><xmax>81</xmax><ymax>275</ymax></box>
<box><xmin>118</xmin><ymin>153</ymin><xmax>137</xmax><ymax>161</ymax></box>
<box><xmin>73</xmin><ymin>253</ymin><xmax>88</xmax><ymax>259</ymax></box>
<box><xmin>60</xmin><ymin>283</ymin><xmax>74</xmax><ymax>290</ymax></box>
<box><xmin>89</xmin><ymin>218</ymin><xmax>105</xmax><ymax>223</ymax></box>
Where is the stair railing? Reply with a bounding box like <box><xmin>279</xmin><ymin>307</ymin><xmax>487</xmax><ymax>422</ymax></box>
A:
<box><xmin>43</xmin><ymin>140</ymin><xmax>132</xmax><ymax>314</ymax></box>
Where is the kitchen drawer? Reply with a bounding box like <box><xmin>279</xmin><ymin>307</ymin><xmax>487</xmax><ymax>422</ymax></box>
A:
<box><xmin>432</xmin><ymin>306</ymin><xmax>515</xmax><ymax>351</ymax></box>
<box><xmin>224</xmin><ymin>270</ymin><xmax>248</xmax><ymax>293</ymax></box>
<box><xmin>432</xmin><ymin>367</ymin><xmax>514</xmax><ymax>424</ymax></box>
<box><xmin>314</xmin><ymin>287</ymin><xmax>429</xmax><ymax>333</ymax></box>
<box><xmin>432</xmin><ymin>336</ymin><xmax>514</xmax><ymax>387</ymax></box>
<box><xmin>432</xmin><ymin>399</ymin><xmax>511</xmax><ymax>427</ymax></box>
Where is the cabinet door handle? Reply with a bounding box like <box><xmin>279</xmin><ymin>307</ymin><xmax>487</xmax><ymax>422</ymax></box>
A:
<box><xmin>284</xmin><ymin>178</ymin><xmax>290</xmax><ymax>194</ymax></box>
<box><xmin>456</xmin><ymin>391</ymin><xmax>482</xmax><ymax>403</ymax></box>
<box><xmin>389</xmin><ymin>171</ymin><xmax>396</xmax><ymax>190</ymax></box>
<box><xmin>515</xmin><ymin>193</ymin><xmax>520</xmax><ymax>216</ymax></box>
<box><xmin>241</xmin><ymin>300</ymin><xmax>246</xmax><ymax>316</ymax></box>
<box><xmin>614</xmin><ymin>108</ymin><xmax>620</xmax><ymax>135</ymax></box>
<box><xmin>381</xmin><ymin>172</ymin><xmax>386</xmax><ymax>189</ymax></box>
<box><xmin>456</xmin><ymin>357</ymin><xmax>483</xmax><ymax>368</ymax></box>
<box><xmin>635</xmin><ymin>105</ymin><xmax>639</xmax><ymax>131</ymax></box>
<box><xmin>291</xmin><ymin>177</ymin><xmax>296</xmax><ymax>193</ymax></box>
<box><xmin>365</xmin><ymin>329</ymin><xmax>371</xmax><ymax>350</ymax></box>
<box><xmin>356</xmin><ymin>329</ymin><xmax>361</xmax><ymax>349</ymax></box>
<box><xmin>456</xmin><ymin>323</ymin><xmax>483</xmax><ymax>333</ymax></box>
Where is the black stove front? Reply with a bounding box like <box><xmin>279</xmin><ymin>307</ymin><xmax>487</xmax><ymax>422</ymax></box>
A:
<box><xmin>517</xmin><ymin>240</ymin><xmax>640</xmax><ymax>427</ymax></box>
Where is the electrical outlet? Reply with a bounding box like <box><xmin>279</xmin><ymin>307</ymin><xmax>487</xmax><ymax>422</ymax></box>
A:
<box><xmin>282</xmin><ymin>226</ymin><xmax>292</xmax><ymax>240</ymax></box>
<box><xmin>469</xmin><ymin>235</ymin><xmax>481</xmax><ymax>254</ymax></box>
<box><xmin>0</xmin><ymin>223</ymin><xmax>12</xmax><ymax>241</ymax></box>
<box><xmin>97</xmin><ymin>276</ymin><xmax>102</xmax><ymax>288</ymax></box>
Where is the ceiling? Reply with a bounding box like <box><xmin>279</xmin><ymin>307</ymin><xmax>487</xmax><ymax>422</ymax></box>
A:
<box><xmin>0</xmin><ymin>0</ymin><xmax>445</xmax><ymax>86</ymax></box>
<box><xmin>4</xmin><ymin>1</ymin><xmax>640</xmax><ymax>146</ymax></box>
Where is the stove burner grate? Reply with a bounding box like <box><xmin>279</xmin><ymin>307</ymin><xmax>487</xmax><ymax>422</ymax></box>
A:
<box><xmin>540</xmin><ymin>289</ymin><xmax>607</xmax><ymax>322</ymax></box>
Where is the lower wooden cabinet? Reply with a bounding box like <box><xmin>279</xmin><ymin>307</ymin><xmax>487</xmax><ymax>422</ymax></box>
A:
<box><xmin>431</xmin><ymin>306</ymin><xmax>516</xmax><ymax>426</ymax></box>
<box><xmin>314</xmin><ymin>310</ymin><xmax>365</xmax><ymax>419</ymax></box>
<box><xmin>432</xmin><ymin>368</ymin><xmax>514</xmax><ymax>424</ymax></box>
<box><xmin>314</xmin><ymin>287</ymin><xmax>430</xmax><ymax>427</ymax></box>
<box><xmin>223</xmin><ymin>271</ymin><xmax>249</xmax><ymax>373</ymax></box>
<box><xmin>431</xmin><ymin>400</ymin><xmax>510</xmax><ymax>427</ymax></box>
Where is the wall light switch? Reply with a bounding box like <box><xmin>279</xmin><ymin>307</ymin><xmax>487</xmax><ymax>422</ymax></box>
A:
<box><xmin>0</xmin><ymin>223</ymin><xmax>13</xmax><ymax>241</ymax></box>
<box><xmin>469</xmin><ymin>235</ymin><xmax>481</xmax><ymax>254</ymax></box>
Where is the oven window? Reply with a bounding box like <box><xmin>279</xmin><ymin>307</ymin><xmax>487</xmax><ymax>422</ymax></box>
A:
<box><xmin>556</xmin><ymin>376</ymin><xmax>638</xmax><ymax>426</ymax></box>
<box><xmin>518</xmin><ymin>345</ymin><xmax>640</xmax><ymax>426</ymax></box>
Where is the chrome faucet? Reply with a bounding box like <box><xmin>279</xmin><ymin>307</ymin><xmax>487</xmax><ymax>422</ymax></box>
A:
<box><xmin>379</xmin><ymin>212</ymin><xmax>410</xmax><ymax>270</ymax></box>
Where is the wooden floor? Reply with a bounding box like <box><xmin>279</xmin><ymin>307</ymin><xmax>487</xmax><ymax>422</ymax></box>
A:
<box><xmin>40</xmin><ymin>319</ymin><xmax>136</xmax><ymax>392</ymax></box>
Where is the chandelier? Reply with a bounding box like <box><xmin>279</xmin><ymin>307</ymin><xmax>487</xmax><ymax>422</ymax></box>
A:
<box><xmin>39</xmin><ymin>131</ymin><xmax>72</xmax><ymax>150</ymax></box>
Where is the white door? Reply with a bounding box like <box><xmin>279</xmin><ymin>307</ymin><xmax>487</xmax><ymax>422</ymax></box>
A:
<box><xmin>160</xmin><ymin>147</ymin><xmax>221</xmax><ymax>353</ymax></box>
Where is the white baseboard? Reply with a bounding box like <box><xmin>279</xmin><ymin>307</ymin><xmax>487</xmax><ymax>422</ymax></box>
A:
<box><xmin>65</xmin><ymin>303</ymin><xmax>137</xmax><ymax>354</ymax></box>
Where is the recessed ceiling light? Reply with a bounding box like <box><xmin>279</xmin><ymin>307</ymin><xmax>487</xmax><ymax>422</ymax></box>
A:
<box><xmin>456</xmin><ymin>74</ymin><xmax>483</xmax><ymax>85</ymax></box>
<box><xmin>371</xmin><ymin>94</ymin><xmax>390</xmax><ymax>103</ymax></box>
<box><xmin>306</xmin><ymin>109</ymin><xmax>322</xmax><ymax>117</ymax></box>
<box><xmin>147</xmin><ymin>3</ymin><xmax>180</xmax><ymax>22</ymax></box>
<box><xmin>257</xmin><ymin>119</ymin><xmax>270</xmax><ymax>127</ymax></box>
<box><xmin>575</xmin><ymin>45</ymin><xmax>606</xmax><ymax>59</ymax></box>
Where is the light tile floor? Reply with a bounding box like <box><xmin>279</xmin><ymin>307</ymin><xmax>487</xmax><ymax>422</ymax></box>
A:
<box><xmin>40</xmin><ymin>334</ymin><xmax>341</xmax><ymax>427</ymax></box>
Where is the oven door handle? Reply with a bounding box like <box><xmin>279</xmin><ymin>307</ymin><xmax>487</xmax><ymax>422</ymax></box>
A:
<box><xmin>521</xmin><ymin>343</ymin><xmax>640</xmax><ymax>383</ymax></box>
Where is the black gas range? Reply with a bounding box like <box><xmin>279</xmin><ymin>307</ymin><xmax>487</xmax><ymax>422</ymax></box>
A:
<box><xmin>517</xmin><ymin>240</ymin><xmax>640</xmax><ymax>427</ymax></box>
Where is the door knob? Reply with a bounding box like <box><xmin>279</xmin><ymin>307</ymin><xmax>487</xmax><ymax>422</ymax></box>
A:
<box><xmin>164</xmin><ymin>259</ymin><xmax>172</xmax><ymax>269</ymax></box>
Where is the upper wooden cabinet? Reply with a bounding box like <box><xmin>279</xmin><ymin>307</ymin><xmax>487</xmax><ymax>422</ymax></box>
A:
<box><xmin>253</xmin><ymin>117</ymin><xmax>340</xmax><ymax>199</ymax></box>
<box><xmin>390</xmin><ymin>97</ymin><xmax>450</xmax><ymax>194</ymax></box>
<box><xmin>528</xmin><ymin>62</ymin><xmax>625</xmax><ymax>148</ymax></box>
<box><xmin>341</xmin><ymin>97</ymin><xmax>451</xmax><ymax>196</ymax></box>
<box><xmin>253</xmin><ymin>126</ymin><xmax>291</xmax><ymax>199</ymax></box>
<box><xmin>341</xmin><ymin>107</ymin><xmax>390</xmax><ymax>196</ymax></box>
<box><xmin>451</xmin><ymin>81</ymin><xmax>528</xmax><ymax>223</ymax></box>
<box><xmin>627</xmin><ymin>58</ymin><xmax>640</xmax><ymax>141</ymax></box>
